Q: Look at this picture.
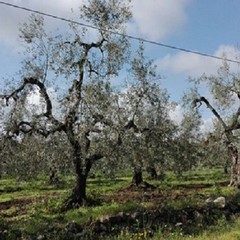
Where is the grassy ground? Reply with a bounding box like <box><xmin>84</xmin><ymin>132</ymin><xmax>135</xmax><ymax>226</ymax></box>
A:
<box><xmin>0</xmin><ymin>168</ymin><xmax>240</xmax><ymax>239</ymax></box>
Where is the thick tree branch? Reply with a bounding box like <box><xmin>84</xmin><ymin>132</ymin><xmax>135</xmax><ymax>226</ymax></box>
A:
<box><xmin>14</xmin><ymin>120</ymin><xmax>65</xmax><ymax>137</ymax></box>
<box><xmin>24</xmin><ymin>78</ymin><xmax>53</xmax><ymax>117</ymax></box>
<box><xmin>124</xmin><ymin>119</ymin><xmax>139</xmax><ymax>132</ymax></box>
<box><xmin>194</xmin><ymin>96</ymin><xmax>228</xmax><ymax>130</ymax></box>
<box><xmin>2</xmin><ymin>77</ymin><xmax>65</xmax><ymax>137</ymax></box>
<box><xmin>194</xmin><ymin>96</ymin><xmax>240</xmax><ymax>133</ymax></box>
<box><xmin>65</xmin><ymin>38</ymin><xmax>106</xmax><ymax>126</ymax></box>
<box><xmin>85</xmin><ymin>153</ymin><xmax>104</xmax><ymax>176</ymax></box>
<box><xmin>193</xmin><ymin>96</ymin><xmax>235</xmax><ymax>142</ymax></box>
<box><xmin>1</xmin><ymin>77</ymin><xmax>55</xmax><ymax>120</ymax></box>
<box><xmin>0</xmin><ymin>83</ymin><xmax>25</xmax><ymax>106</ymax></box>
<box><xmin>29</xmin><ymin>77</ymin><xmax>66</xmax><ymax>131</ymax></box>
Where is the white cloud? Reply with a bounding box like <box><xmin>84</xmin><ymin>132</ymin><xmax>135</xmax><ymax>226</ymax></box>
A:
<box><xmin>169</xmin><ymin>103</ymin><xmax>215</xmax><ymax>134</ymax></box>
<box><xmin>0</xmin><ymin>0</ymin><xmax>192</xmax><ymax>49</ymax></box>
<box><xmin>26</xmin><ymin>87</ymin><xmax>60</xmax><ymax>117</ymax></box>
<box><xmin>27</xmin><ymin>89</ymin><xmax>41</xmax><ymax>105</ymax></box>
<box><xmin>156</xmin><ymin>45</ymin><xmax>239</xmax><ymax>77</ymax></box>
<box><xmin>31</xmin><ymin>0</ymin><xmax>82</xmax><ymax>14</ymax></box>
<box><xmin>169</xmin><ymin>104</ymin><xmax>184</xmax><ymax>124</ymax></box>
<box><xmin>129</xmin><ymin>0</ymin><xmax>191</xmax><ymax>40</ymax></box>
<box><xmin>0</xmin><ymin>0</ymin><xmax>83</xmax><ymax>47</ymax></box>
<box><xmin>199</xmin><ymin>117</ymin><xmax>214</xmax><ymax>134</ymax></box>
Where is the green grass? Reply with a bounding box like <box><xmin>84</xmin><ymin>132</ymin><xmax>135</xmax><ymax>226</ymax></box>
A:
<box><xmin>64</xmin><ymin>201</ymin><xmax>138</xmax><ymax>224</ymax></box>
<box><xmin>159</xmin><ymin>217</ymin><xmax>240</xmax><ymax>240</ymax></box>
<box><xmin>100</xmin><ymin>217</ymin><xmax>240</xmax><ymax>240</ymax></box>
<box><xmin>0</xmin><ymin>168</ymin><xmax>240</xmax><ymax>239</ymax></box>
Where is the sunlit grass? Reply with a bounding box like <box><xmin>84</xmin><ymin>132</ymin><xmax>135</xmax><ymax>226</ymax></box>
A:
<box><xmin>165</xmin><ymin>217</ymin><xmax>240</xmax><ymax>240</ymax></box>
<box><xmin>0</xmin><ymin>168</ymin><xmax>239</xmax><ymax>239</ymax></box>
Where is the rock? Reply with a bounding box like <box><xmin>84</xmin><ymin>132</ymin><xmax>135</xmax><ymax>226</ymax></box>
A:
<box><xmin>100</xmin><ymin>215</ymin><xmax>110</xmax><ymax>224</ymax></box>
<box><xmin>206</xmin><ymin>197</ymin><xmax>213</xmax><ymax>204</ymax></box>
<box><xmin>117</xmin><ymin>211</ymin><xmax>127</xmax><ymax>218</ymax></box>
<box><xmin>213</xmin><ymin>197</ymin><xmax>226</xmax><ymax>208</ymax></box>
<box><xmin>175</xmin><ymin>222</ymin><xmax>183</xmax><ymax>227</ymax></box>
<box><xmin>131</xmin><ymin>211</ymin><xmax>142</xmax><ymax>220</ymax></box>
<box><xmin>37</xmin><ymin>235</ymin><xmax>45</xmax><ymax>240</ymax></box>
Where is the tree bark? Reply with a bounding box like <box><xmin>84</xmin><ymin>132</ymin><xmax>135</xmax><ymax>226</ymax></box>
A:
<box><xmin>228</xmin><ymin>144</ymin><xmax>240</xmax><ymax>187</ymax></box>
<box><xmin>64</xmin><ymin>167</ymin><xmax>87</xmax><ymax>209</ymax></box>
<box><xmin>73</xmin><ymin>173</ymin><xmax>87</xmax><ymax>203</ymax></box>
<box><xmin>132</xmin><ymin>168</ymin><xmax>143</xmax><ymax>186</ymax></box>
<box><xmin>64</xmin><ymin>137</ymin><xmax>103</xmax><ymax>209</ymax></box>
<box><xmin>64</xmin><ymin>127</ymin><xmax>88</xmax><ymax>209</ymax></box>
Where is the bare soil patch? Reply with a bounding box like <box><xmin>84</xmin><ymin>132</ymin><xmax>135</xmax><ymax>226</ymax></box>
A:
<box><xmin>105</xmin><ymin>181</ymin><xmax>227</xmax><ymax>205</ymax></box>
<box><xmin>0</xmin><ymin>194</ymin><xmax>60</xmax><ymax>218</ymax></box>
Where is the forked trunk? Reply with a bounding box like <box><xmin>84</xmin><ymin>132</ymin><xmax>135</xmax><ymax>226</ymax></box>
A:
<box><xmin>228</xmin><ymin>143</ymin><xmax>240</xmax><ymax>187</ymax></box>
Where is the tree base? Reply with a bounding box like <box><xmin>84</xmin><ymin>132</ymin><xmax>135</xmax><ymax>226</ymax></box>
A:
<box><xmin>228</xmin><ymin>181</ymin><xmax>239</xmax><ymax>188</ymax></box>
<box><xmin>63</xmin><ymin>193</ymin><xmax>102</xmax><ymax>211</ymax></box>
<box><xmin>63</xmin><ymin>195</ymin><xmax>86</xmax><ymax>211</ymax></box>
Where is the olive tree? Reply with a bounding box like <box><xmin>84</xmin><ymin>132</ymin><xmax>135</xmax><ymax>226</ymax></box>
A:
<box><xmin>169</xmin><ymin>110</ymin><xmax>203</xmax><ymax>175</ymax></box>
<box><xmin>199</xmin><ymin>120</ymin><xmax>229</xmax><ymax>172</ymax></box>
<box><xmin>119</xmin><ymin>44</ymin><xmax>175</xmax><ymax>186</ymax></box>
<box><xmin>0</xmin><ymin>0</ymin><xmax>132</xmax><ymax>207</ymax></box>
<box><xmin>191</xmin><ymin>61</ymin><xmax>240</xmax><ymax>187</ymax></box>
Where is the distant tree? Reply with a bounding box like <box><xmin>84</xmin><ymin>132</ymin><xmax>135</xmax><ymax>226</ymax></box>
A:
<box><xmin>169</xmin><ymin>110</ymin><xmax>203</xmax><ymax>175</ymax></box>
<box><xmin>0</xmin><ymin>0</ymin><xmax>132</xmax><ymax>208</ymax></box>
<box><xmin>120</xmin><ymin>44</ymin><xmax>175</xmax><ymax>186</ymax></box>
<box><xmin>0</xmin><ymin>129</ymin><xmax>71</xmax><ymax>180</ymax></box>
<box><xmin>201</xmin><ymin>120</ymin><xmax>229</xmax><ymax>173</ymax></box>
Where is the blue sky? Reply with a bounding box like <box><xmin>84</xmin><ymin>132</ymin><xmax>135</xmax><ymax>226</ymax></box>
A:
<box><xmin>185</xmin><ymin>0</ymin><xmax>239</xmax><ymax>50</ymax></box>
<box><xmin>0</xmin><ymin>0</ymin><xmax>240</xmax><ymax>129</ymax></box>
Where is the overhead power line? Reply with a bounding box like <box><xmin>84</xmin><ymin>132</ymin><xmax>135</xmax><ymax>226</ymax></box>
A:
<box><xmin>0</xmin><ymin>1</ymin><xmax>240</xmax><ymax>65</ymax></box>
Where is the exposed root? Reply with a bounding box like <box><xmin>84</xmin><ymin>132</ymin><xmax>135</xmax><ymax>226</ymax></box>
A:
<box><xmin>63</xmin><ymin>194</ymin><xmax>102</xmax><ymax>211</ymax></box>
<box><xmin>63</xmin><ymin>195</ymin><xmax>85</xmax><ymax>211</ymax></box>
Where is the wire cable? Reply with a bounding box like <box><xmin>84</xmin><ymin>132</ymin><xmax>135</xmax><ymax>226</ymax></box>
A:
<box><xmin>0</xmin><ymin>1</ymin><xmax>240</xmax><ymax>64</ymax></box>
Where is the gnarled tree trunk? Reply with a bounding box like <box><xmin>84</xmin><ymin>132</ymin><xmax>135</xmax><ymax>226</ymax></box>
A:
<box><xmin>228</xmin><ymin>143</ymin><xmax>240</xmax><ymax>187</ymax></box>
<box><xmin>64</xmin><ymin>139</ymin><xmax>103</xmax><ymax>209</ymax></box>
<box><xmin>66</xmin><ymin>171</ymin><xmax>87</xmax><ymax>207</ymax></box>
<box><xmin>65</xmin><ymin>165</ymin><xmax>88</xmax><ymax>209</ymax></box>
<box><xmin>194</xmin><ymin>96</ymin><xmax>240</xmax><ymax>188</ymax></box>
<box><xmin>64</xmin><ymin>130</ymin><xmax>88</xmax><ymax>209</ymax></box>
